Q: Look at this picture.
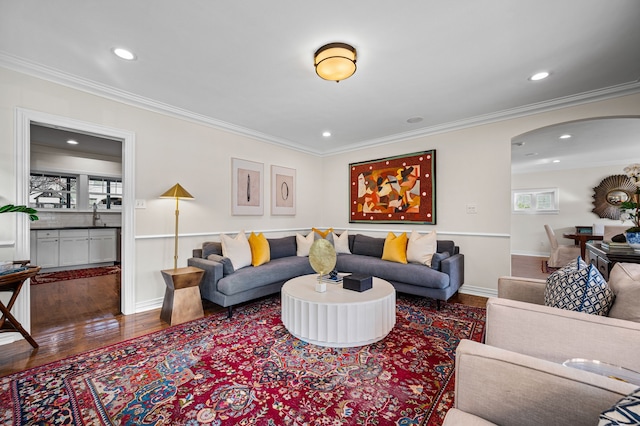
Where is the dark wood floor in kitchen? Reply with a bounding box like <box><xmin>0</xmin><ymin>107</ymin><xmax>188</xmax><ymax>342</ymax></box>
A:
<box><xmin>0</xmin><ymin>256</ymin><xmax>549</xmax><ymax>377</ymax></box>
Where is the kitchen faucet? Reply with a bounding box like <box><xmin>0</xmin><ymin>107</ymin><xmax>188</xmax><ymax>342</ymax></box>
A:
<box><xmin>92</xmin><ymin>202</ymin><xmax>101</xmax><ymax>226</ymax></box>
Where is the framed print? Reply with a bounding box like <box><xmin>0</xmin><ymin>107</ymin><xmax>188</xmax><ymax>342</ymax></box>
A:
<box><xmin>271</xmin><ymin>165</ymin><xmax>296</xmax><ymax>215</ymax></box>
<box><xmin>232</xmin><ymin>158</ymin><xmax>264</xmax><ymax>215</ymax></box>
<box><xmin>349</xmin><ymin>150</ymin><xmax>436</xmax><ymax>224</ymax></box>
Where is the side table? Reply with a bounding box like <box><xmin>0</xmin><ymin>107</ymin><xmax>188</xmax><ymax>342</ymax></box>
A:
<box><xmin>160</xmin><ymin>266</ymin><xmax>205</xmax><ymax>325</ymax></box>
<box><xmin>0</xmin><ymin>263</ymin><xmax>41</xmax><ymax>348</ymax></box>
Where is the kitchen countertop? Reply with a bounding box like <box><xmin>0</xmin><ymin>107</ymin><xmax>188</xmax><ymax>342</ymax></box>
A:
<box><xmin>31</xmin><ymin>226</ymin><xmax>121</xmax><ymax>230</ymax></box>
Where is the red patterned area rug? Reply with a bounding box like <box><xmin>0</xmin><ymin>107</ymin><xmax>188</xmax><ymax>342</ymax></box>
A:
<box><xmin>0</xmin><ymin>294</ymin><xmax>485</xmax><ymax>425</ymax></box>
<box><xmin>30</xmin><ymin>265</ymin><xmax>120</xmax><ymax>285</ymax></box>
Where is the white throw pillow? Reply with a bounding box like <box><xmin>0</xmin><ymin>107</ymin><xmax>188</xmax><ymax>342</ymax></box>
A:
<box><xmin>332</xmin><ymin>230</ymin><xmax>351</xmax><ymax>254</ymax></box>
<box><xmin>296</xmin><ymin>231</ymin><xmax>315</xmax><ymax>257</ymax></box>
<box><xmin>220</xmin><ymin>231</ymin><xmax>252</xmax><ymax>270</ymax></box>
<box><xmin>407</xmin><ymin>230</ymin><xmax>437</xmax><ymax>266</ymax></box>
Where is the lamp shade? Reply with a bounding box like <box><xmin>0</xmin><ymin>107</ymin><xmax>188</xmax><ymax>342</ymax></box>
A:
<box><xmin>314</xmin><ymin>43</ymin><xmax>357</xmax><ymax>82</ymax></box>
<box><xmin>160</xmin><ymin>183</ymin><xmax>194</xmax><ymax>200</ymax></box>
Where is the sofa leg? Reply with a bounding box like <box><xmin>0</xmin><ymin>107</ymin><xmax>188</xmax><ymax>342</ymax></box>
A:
<box><xmin>436</xmin><ymin>300</ymin><xmax>442</xmax><ymax>310</ymax></box>
<box><xmin>227</xmin><ymin>306</ymin><xmax>233</xmax><ymax>318</ymax></box>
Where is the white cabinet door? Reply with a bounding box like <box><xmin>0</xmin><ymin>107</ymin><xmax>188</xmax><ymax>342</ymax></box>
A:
<box><xmin>35</xmin><ymin>230</ymin><xmax>59</xmax><ymax>268</ymax></box>
<box><xmin>59</xmin><ymin>230</ymin><xmax>90</xmax><ymax>266</ymax></box>
<box><xmin>89</xmin><ymin>229</ymin><xmax>116</xmax><ymax>263</ymax></box>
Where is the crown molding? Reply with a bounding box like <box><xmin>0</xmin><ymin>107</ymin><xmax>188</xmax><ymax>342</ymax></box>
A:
<box><xmin>2</xmin><ymin>52</ymin><xmax>639</xmax><ymax>158</ymax></box>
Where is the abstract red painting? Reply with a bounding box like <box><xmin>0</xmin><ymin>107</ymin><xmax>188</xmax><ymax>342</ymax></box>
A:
<box><xmin>349</xmin><ymin>150</ymin><xmax>436</xmax><ymax>224</ymax></box>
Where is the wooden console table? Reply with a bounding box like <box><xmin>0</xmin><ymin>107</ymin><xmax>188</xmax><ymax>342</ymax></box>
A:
<box><xmin>586</xmin><ymin>242</ymin><xmax>640</xmax><ymax>280</ymax></box>
<box><xmin>0</xmin><ymin>264</ymin><xmax>41</xmax><ymax>348</ymax></box>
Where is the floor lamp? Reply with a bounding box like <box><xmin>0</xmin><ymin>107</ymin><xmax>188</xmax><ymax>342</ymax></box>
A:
<box><xmin>159</xmin><ymin>183</ymin><xmax>203</xmax><ymax>325</ymax></box>
<box><xmin>160</xmin><ymin>183</ymin><xmax>194</xmax><ymax>269</ymax></box>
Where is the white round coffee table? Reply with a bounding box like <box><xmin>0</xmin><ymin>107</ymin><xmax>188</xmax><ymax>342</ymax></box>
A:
<box><xmin>281</xmin><ymin>274</ymin><xmax>396</xmax><ymax>347</ymax></box>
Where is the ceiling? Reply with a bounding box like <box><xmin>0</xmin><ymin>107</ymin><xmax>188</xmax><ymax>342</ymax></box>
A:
<box><xmin>2</xmin><ymin>1</ymin><xmax>640</xmax><ymax>170</ymax></box>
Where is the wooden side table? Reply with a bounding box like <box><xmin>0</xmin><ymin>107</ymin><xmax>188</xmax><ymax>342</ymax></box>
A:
<box><xmin>0</xmin><ymin>263</ymin><xmax>41</xmax><ymax>348</ymax></box>
<box><xmin>160</xmin><ymin>266</ymin><xmax>205</xmax><ymax>325</ymax></box>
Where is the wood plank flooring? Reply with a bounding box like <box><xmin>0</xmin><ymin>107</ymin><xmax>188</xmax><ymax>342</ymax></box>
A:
<box><xmin>1</xmin><ymin>257</ymin><xmax>545</xmax><ymax>377</ymax></box>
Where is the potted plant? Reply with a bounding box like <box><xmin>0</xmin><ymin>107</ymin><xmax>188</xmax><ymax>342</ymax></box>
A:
<box><xmin>620</xmin><ymin>164</ymin><xmax>640</xmax><ymax>249</ymax></box>
<box><xmin>0</xmin><ymin>204</ymin><xmax>39</xmax><ymax>221</ymax></box>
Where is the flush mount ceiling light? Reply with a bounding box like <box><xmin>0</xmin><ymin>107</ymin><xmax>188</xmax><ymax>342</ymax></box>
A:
<box><xmin>314</xmin><ymin>43</ymin><xmax>357</xmax><ymax>82</ymax></box>
<box><xmin>112</xmin><ymin>47</ymin><xmax>136</xmax><ymax>61</ymax></box>
<box><xmin>66</xmin><ymin>139</ymin><xmax>78</xmax><ymax>145</ymax></box>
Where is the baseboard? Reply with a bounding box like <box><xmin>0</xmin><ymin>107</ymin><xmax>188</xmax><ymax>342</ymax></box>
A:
<box><xmin>0</xmin><ymin>334</ymin><xmax>20</xmax><ymax>346</ymax></box>
<box><xmin>135</xmin><ymin>297</ymin><xmax>163</xmax><ymax>313</ymax></box>
<box><xmin>458</xmin><ymin>284</ymin><xmax>497</xmax><ymax>298</ymax></box>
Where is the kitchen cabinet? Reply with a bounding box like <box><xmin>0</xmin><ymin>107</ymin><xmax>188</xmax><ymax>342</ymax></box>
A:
<box><xmin>59</xmin><ymin>229</ymin><xmax>90</xmax><ymax>266</ymax></box>
<box><xmin>89</xmin><ymin>228</ymin><xmax>117</xmax><ymax>263</ymax></box>
<box><xmin>30</xmin><ymin>227</ymin><xmax>118</xmax><ymax>270</ymax></box>
<box><xmin>34</xmin><ymin>230</ymin><xmax>59</xmax><ymax>268</ymax></box>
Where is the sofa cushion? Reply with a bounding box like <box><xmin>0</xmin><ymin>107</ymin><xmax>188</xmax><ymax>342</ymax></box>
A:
<box><xmin>248</xmin><ymin>232</ymin><xmax>270</xmax><ymax>267</ymax></box>
<box><xmin>216</xmin><ymin>257</ymin><xmax>314</xmax><ymax>296</ymax></box>
<box><xmin>431</xmin><ymin>251</ymin><xmax>450</xmax><ymax>271</ymax></box>
<box><xmin>607</xmin><ymin>263</ymin><xmax>640</xmax><ymax>323</ymax></box>
<box><xmin>207</xmin><ymin>254</ymin><xmax>234</xmax><ymax>275</ymax></box>
<box><xmin>382</xmin><ymin>232</ymin><xmax>408</xmax><ymax>264</ymax></box>
<box><xmin>407</xmin><ymin>230</ymin><xmax>437</xmax><ymax>266</ymax></box>
<box><xmin>544</xmin><ymin>263</ymin><xmax>615</xmax><ymax>316</ymax></box>
<box><xmin>336</xmin><ymin>254</ymin><xmax>449</xmax><ymax>289</ymax></box>
<box><xmin>352</xmin><ymin>234</ymin><xmax>385</xmax><ymax>258</ymax></box>
<box><xmin>221</xmin><ymin>231</ymin><xmax>252</xmax><ymax>270</ymax></box>
<box><xmin>202</xmin><ymin>241</ymin><xmax>223</xmax><ymax>258</ymax></box>
<box><xmin>332</xmin><ymin>230</ymin><xmax>351</xmax><ymax>254</ymax></box>
<box><xmin>296</xmin><ymin>232</ymin><xmax>315</xmax><ymax>256</ymax></box>
<box><xmin>267</xmin><ymin>236</ymin><xmax>297</xmax><ymax>259</ymax></box>
<box><xmin>598</xmin><ymin>387</ymin><xmax>640</xmax><ymax>425</ymax></box>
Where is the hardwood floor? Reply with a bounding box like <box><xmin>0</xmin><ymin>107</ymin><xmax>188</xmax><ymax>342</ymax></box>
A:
<box><xmin>1</xmin><ymin>257</ymin><xmax>545</xmax><ymax>377</ymax></box>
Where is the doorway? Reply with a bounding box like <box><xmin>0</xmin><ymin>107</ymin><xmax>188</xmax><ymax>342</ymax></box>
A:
<box><xmin>13</xmin><ymin>109</ymin><xmax>136</xmax><ymax>340</ymax></box>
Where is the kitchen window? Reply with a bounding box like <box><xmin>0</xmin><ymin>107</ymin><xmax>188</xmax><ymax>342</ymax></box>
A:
<box><xmin>30</xmin><ymin>172</ymin><xmax>122</xmax><ymax>211</ymax></box>
<box><xmin>29</xmin><ymin>172</ymin><xmax>77</xmax><ymax>209</ymax></box>
<box><xmin>89</xmin><ymin>177</ymin><xmax>123</xmax><ymax>210</ymax></box>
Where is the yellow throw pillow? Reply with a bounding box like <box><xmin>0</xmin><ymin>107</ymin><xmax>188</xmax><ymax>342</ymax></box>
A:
<box><xmin>382</xmin><ymin>232</ymin><xmax>408</xmax><ymax>264</ymax></box>
<box><xmin>248</xmin><ymin>232</ymin><xmax>270</xmax><ymax>267</ymax></box>
<box><xmin>312</xmin><ymin>227</ymin><xmax>334</xmax><ymax>238</ymax></box>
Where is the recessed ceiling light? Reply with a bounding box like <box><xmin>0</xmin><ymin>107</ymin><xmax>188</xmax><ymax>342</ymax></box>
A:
<box><xmin>559</xmin><ymin>134</ymin><xmax>572</xmax><ymax>139</ymax></box>
<box><xmin>112</xmin><ymin>47</ymin><xmax>136</xmax><ymax>61</ymax></box>
<box><xmin>322</xmin><ymin>131</ymin><xmax>331</xmax><ymax>137</ymax></box>
<box><xmin>512</xmin><ymin>141</ymin><xmax>525</xmax><ymax>147</ymax></box>
<box><xmin>406</xmin><ymin>116</ymin><xmax>423</xmax><ymax>124</ymax></box>
<box><xmin>66</xmin><ymin>139</ymin><xmax>78</xmax><ymax>145</ymax></box>
<box><xmin>529</xmin><ymin>71</ymin><xmax>550</xmax><ymax>81</ymax></box>
<box><xmin>524</xmin><ymin>152</ymin><xmax>539</xmax><ymax>157</ymax></box>
<box><xmin>552</xmin><ymin>160</ymin><xmax>561</xmax><ymax>163</ymax></box>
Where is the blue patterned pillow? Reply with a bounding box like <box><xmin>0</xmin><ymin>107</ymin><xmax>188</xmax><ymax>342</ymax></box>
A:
<box><xmin>544</xmin><ymin>262</ymin><xmax>615</xmax><ymax>316</ymax></box>
<box><xmin>598</xmin><ymin>388</ymin><xmax>640</xmax><ymax>425</ymax></box>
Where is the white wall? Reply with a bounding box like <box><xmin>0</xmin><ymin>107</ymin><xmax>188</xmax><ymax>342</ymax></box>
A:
<box><xmin>511</xmin><ymin>163</ymin><xmax>639</xmax><ymax>256</ymax></box>
<box><xmin>2</xmin><ymin>65</ymin><xmax>640</xmax><ymax>315</ymax></box>
<box><xmin>322</xmin><ymin>93</ymin><xmax>640</xmax><ymax>296</ymax></box>
<box><xmin>0</xmin><ymin>67</ymin><xmax>322</xmax><ymax>314</ymax></box>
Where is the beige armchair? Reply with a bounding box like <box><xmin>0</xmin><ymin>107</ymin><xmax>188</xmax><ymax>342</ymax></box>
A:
<box><xmin>443</xmin><ymin>263</ymin><xmax>640</xmax><ymax>425</ymax></box>
<box><xmin>544</xmin><ymin>224</ymin><xmax>580</xmax><ymax>268</ymax></box>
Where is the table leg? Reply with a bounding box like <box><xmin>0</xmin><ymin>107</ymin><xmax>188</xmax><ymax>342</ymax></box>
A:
<box><xmin>0</xmin><ymin>303</ymin><xmax>38</xmax><ymax>348</ymax></box>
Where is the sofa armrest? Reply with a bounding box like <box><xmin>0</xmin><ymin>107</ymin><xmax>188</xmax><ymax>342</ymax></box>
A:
<box><xmin>443</xmin><ymin>408</ymin><xmax>497</xmax><ymax>425</ymax></box>
<box><xmin>486</xmin><ymin>297</ymin><xmax>640</xmax><ymax>372</ymax></box>
<box><xmin>452</xmin><ymin>340</ymin><xmax>636</xmax><ymax>426</ymax></box>
<box><xmin>187</xmin><ymin>257</ymin><xmax>224</xmax><ymax>301</ymax></box>
<box><xmin>441</xmin><ymin>253</ymin><xmax>464</xmax><ymax>289</ymax></box>
<box><xmin>497</xmin><ymin>276</ymin><xmax>546</xmax><ymax>305</ymax></box>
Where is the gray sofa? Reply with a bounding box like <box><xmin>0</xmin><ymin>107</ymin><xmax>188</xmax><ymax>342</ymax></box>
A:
<box><xmin>188</xmin><ymin>233</ymin><xmax>464</xmax><ymax>317</ymax></box>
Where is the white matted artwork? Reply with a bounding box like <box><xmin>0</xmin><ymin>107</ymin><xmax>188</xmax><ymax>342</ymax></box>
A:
<box><xmin>232</xmin><ymin>158</ymin><xmax>264</xmax><ymax>215</ymax></box>
<box><xmin>271</xmin><ymin>165</ymin><xmax>296</xmax><ymax>215</ymax></box>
